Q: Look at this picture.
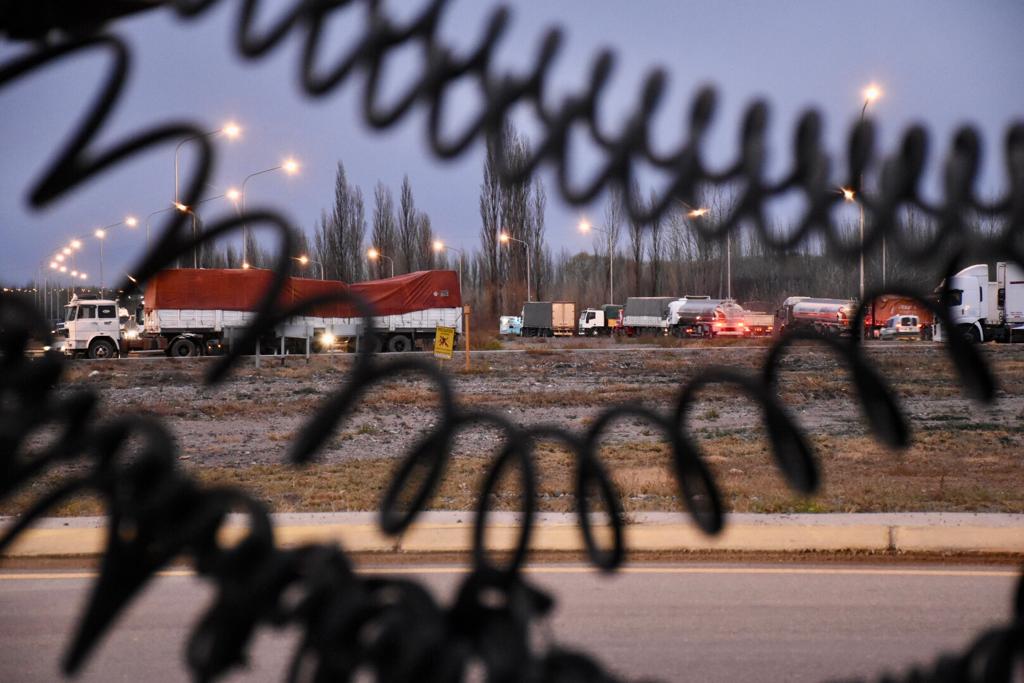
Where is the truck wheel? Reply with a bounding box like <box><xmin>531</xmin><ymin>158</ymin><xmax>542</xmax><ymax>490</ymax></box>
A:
<box><xmin>169</xmin><ymin>337</ymin><xmax>198</xmax><ymax>357</ymax></box>
<box><xmin>388</xmin><ymin>335</ymin><xmax>412</xmax><ymax>353</ymax></box>
<box><xmin>960</xmin><ymin>325</ymin><xmax>981</xmax><ymax>343</ymax></box>
<box><xmin>88</xmin><ymin>339</ymin><xmax>116</xmax><ymax>359</ymax></box>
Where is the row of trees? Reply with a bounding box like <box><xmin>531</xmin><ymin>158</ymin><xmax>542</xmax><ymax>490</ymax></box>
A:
<box><xmin>180</xmin><ymin>128</ymin><xmax>977</xmax><ymax>332</ymax></box>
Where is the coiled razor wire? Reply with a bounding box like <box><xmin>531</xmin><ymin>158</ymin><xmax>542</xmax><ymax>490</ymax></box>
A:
<box><xmin>0</xmin><ymin>1</ymin><xmax>1022</xmax><ymax>681</ymax></box>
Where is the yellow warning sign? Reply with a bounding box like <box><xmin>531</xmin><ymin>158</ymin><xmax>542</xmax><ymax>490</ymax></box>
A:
<box><xmin>434</xmin><ymin>325</ymin><xmax>455</xmax><ymax>360</ymax></box>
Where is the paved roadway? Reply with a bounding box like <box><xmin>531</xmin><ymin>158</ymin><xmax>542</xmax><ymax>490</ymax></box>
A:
<box><xmin>0</xmin><ymin>563</ymin><xmax>1016</xmax><ymax>682</ymax></box>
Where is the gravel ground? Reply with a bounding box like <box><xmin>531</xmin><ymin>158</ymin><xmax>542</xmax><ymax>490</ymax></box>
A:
<box><xmin>61</xmin><ymin>341</ymin><xmax>1024</xmax><ymax>468</ymax></box>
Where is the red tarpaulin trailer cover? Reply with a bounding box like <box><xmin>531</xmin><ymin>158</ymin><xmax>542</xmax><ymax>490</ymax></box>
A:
<box><xmin>144</xmin><ymin>269</ymin><xmax>461</xmax><ymax>317</ymax></box>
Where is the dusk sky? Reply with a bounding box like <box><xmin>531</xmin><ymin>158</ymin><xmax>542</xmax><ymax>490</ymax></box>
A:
<box><xmin>2</xmin><ymin>0</ymin><xmax>1022</xmax><ymax>286</ymax></box>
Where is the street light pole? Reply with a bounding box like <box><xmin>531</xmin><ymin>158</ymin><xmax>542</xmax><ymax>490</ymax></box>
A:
<box><xmin>292</xmin><ymin>255</ymin><xmax>326</xmax><ymax>280</ymax></box>
<box><xmin>432</xmin><ymin>241</ymin><xmax>464</xmax><ymax>290</ymax></box>
<box><xmin>240</xmin><ymin>159</ymin><xmax>299</xmax><ymax>267</ymax></box>
<box><xmin>174</xmin><ymin>122</ymin><xmax>241</xmax><ymax>205</ymax></box>
<box><xmin>500</xmin><ymin>233</ymin><xmax>531</xmax><ymax>302</ymax></box>
<box><xmin>174</xmin><ymin>191</ymin><xmax>236</xmax><ymax>269</ymax></box>
<box><xmin>578</xmin><ymin>219</ymin><xmax>617</xmax><ymax>304</ymax></box>
<box><xmin>857</xmin><ymin>85</ymin><xmax>881</xmax><ymax>311</ymax></box>
<box><xmin>367</xmin><ymin>248</ymin><xmax>394</xmax><ymax>278</ymax></box>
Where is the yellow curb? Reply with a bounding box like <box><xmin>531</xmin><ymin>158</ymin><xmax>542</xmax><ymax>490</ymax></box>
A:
<box><xmin>2</xmin><ymin>522</ymin><xmax>1021</xmax><ymax>558</ymax></box>
<box><xmin>893</xmin><ymin>526</ymin><xmax>1024</xmax><ymax>553</ymax></box>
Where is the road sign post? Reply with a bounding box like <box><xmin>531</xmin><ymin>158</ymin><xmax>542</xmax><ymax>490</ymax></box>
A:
<box><xmin>463</xmin><ymin>305</ymin><xmax>471</xmax><ymax>371</ymax></box>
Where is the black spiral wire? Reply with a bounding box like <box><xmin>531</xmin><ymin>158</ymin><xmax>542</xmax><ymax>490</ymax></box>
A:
<box><xmin>1</xmin><ymin>2</ymin><xmax>1022</xmax><ymax>681</ymax></box>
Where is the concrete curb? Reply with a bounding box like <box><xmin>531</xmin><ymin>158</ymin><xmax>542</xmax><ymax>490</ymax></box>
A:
<box><xmin>2</xmin><ymin>513</ymin><xmax>1022</xmax><ymax>558</ymax></box>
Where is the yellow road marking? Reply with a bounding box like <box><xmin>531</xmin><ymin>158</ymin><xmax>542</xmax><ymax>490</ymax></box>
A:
<box><xmin>0</xmin><ymin>566</ymin><xmax>1016</xmax><ymax>581</ymax></box>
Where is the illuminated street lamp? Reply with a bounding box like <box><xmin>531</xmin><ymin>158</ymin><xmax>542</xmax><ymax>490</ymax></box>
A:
<box><xmin>578</xmin><ymin>217</ymin><xmax>616</xmax><ymax>304</ymax></box>
<box><xmin>174</xmin><ymin>121</ymin><xmax>242</xmax><ymax>204</ymax></box>
<box><xmin>367</xmin><ymin>247</ymin><xmax>394</xmax><ymax>278</ymax></box>
<box><xmin>170</xmin><ymin>191</ymin><xmax>237</xmax><ymax>268</ymax></box>
<box><xmin>291</xmin><ymin>254</ymin><xmax>325</xmax><ymax>280</ymax></box>
<box><xmin>91</xmin><ymin>215</ymin><xmax>135</xmax><ymax>296</ymax></box>
<box><xmin>432</xmin><ymin>240</ymin><xmax>463</xmax><ymax>289</ymax></box>
<box><xmin>854</xmin><ymin>83</ymin><xmax>882</xmax><ymax>312</ymax></box>
<box><xmin>499</xmin><ymin>232</ymin><xmax>531</xmax><ymax>302</ymax></box>
<box><xmin>241</xmin><ymin>159</ymin><xmax>300</xmax><ymax>266</ymax></box>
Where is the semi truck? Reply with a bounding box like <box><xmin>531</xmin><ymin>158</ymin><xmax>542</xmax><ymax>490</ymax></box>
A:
<box><xmin>55</xmin><ymin>295</ymin><xmax>136</xmax><ymax>358</ymax></box>
<box><xmin>58</xmin><ymin>268</ymin><xmax>463</xmax><ymax>357</ymax></box>
<box><xmin>774</xmin><ymin>296</ymin><xmax>857</xmax><ymax>336</ymax></box>
<box><xmin>577</xmin><ymin>304</ymin><xmax>623</xmax><ymax>336</ymax></box>
<box><xmin>520</xmin><ymin>301</ymin><xmax>576</xmax><ymax>337</ymax></box>
<box><xmin>620</xmin><ymin>297</ymin><xmax>675</xmax><ymax>336</ymax></box>
<box><xmin>938</xmin><ymin>262</ymin><xmax>1024</xmax><ymax>342</ymax></box>
<box><xmin>865</xmin><ymin>295</ymin><xmax>934</xmax><ymax>339</ymax></box>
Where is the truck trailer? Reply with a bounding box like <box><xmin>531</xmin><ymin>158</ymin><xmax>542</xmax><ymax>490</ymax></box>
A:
<box><xmin>620</xmin><ymin>297</ymin><xmax>675</xmax><ymax>336</ymax></box>
<box><xmin>521</xmin><ymin>301</ymin><xmax>577</xmax><ymax>337</ymax></box>
<box><xmin>134</xmin><ymin>268</ymin><xmax>463</xmax><ymax>356</ymax></box>
<box><xmin>939</xmin><ymin>262</ymin><xmax>1024</xmax><ymax>342</ymax></box>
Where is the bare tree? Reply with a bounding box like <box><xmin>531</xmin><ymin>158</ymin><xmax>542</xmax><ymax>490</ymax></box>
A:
<box><xmin>416</xmin><ymin>211</ymin><xmax>435</xmax><ymax>271</ymax></box>
<box><xmin>601</xmin><ymin>188</ymin><xmax>625</xmax><ymax>304</ymax></box>
<box><xmin>398</xmin><ymin>176</ymin><xmax>417</xmax><ymax>273</ymax></box>
<box><xmin>371</xmin><ymin>182</ymin><xmax>397</xmax><ymax>279</ymax></box>
<box><xmin>528</xmin><ymin>176</ymin><xmax>547</xmax><ymax>300</ymax></box>
<box><xmin>648</xmin><ymin>189</ymin><xmax>664</xmax><ymax>295</ymax></box>
<box><xmin>479</xmin><ymin>136</ymin><xmax>503</xmax><ymax>317</ymax></box>
<box><xmin>314</xmin><ymin>162</ymin><xmax>365</xmax><ymax>282</ymax></box>
<box><xmin>627</xmin><ymin>183</ymin><xmax>645</xmax><ymax>296</ymax></box>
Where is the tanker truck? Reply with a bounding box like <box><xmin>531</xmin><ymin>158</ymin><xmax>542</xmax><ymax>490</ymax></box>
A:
<box><xmin>666</xmin><ymin>297</ymin><xmax>746</xmax><ymax>338</ymax></box>
<box><xmin>774</xmin><ymin>297</ymin><xmax>858</xmax><ymax>336</ymax></box>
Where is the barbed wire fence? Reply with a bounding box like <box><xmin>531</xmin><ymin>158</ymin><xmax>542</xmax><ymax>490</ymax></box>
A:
<box><xmin>1</xmin><ymin>1</ymin><xmax>1021</xmax><ymax>680</ymax></box>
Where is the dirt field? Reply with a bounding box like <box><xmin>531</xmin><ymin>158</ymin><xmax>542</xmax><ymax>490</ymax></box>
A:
<box><xmin>9</xmin><ymin>339</ymin><xmax>1024</xmax><ymax>516</ymax></box>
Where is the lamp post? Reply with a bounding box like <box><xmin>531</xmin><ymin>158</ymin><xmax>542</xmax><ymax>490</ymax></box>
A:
<box><xmin>241</xmin><ymin>159</ymin><xmax>299</xmax><ymax>268</ymax></box>
<box><xmin>432</xmin><ymin>240</ymin><xmax>463</xmax><ymax>290</ymax></box>
<box><xmin>856</xmin><ymin>84</ymin><xmax>881</xmax><ymax>306</ymax></box>
<box><xmin>499</xmin><ymin>232</ymin><xmax>531</xmax><ymax>302</ymax></box>
<box><xmin>367</xmin><ymin>247</ymin><xmax>394</xmax><ymax>278</ymax></box>
<box><xmin>92</xmin><ymin>215</ymin><xmax>136</xmax><ymax>296</ymax></box>
<box><xmin>174</xmin><ymin>121</ymin><xmax>241</xmax><ymax>205</ymax></box>
<box><xmin>577</xmin><ymin>218</ymin><xmax>614</xmax><ymax>304</ymax></box>
<box><xmin>292</xmin><ymin>254</ymin><xmax>325</xmax><ymax>280</ymax></box>
<box><xmin>174</xmin><ymin>191</ymin><xmax>238</xmax><ymax>268</ymax></box>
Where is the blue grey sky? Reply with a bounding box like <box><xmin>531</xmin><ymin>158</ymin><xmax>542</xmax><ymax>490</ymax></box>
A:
<box><xmin>2</xmin><ymin>0</ymin><xmax>1022</xmax><ymax>285</ymax></box>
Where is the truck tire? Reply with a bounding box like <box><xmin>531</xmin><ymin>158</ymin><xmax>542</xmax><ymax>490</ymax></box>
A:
<box><xmin>959</xmin><ymin>325</ymin><xmax>981</xmax><ymax>343</ymax></box>
<box><xmin>169</xmin><ymin>337</ymin><xmax>198</xmax><ymax>357</ymax></box>
<box><xmin>88</xmin><ymin>339</ymin><xmax>116</xmax><ymax>359</ymax></box>
<box><xmin>388</xmin><ymin>334</ymin><xmax>412</xmax><ymax>353</ymax></box>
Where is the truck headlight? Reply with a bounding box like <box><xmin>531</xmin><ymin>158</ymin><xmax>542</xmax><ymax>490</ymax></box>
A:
<box><xmin>320</xmin><ymin>332</ymin><xmax>336</xmax><ymax>347</ymax></box>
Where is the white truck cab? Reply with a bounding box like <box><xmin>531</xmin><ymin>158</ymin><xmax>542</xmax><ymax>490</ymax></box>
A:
<box><xmin>57</xmin><ymin>295</ymin><xmax>125</xmax><ymax>359</ymax></box>
<box><xmin>942</xmin><ymin>262</ymin><xmax>1024</xmax><ymax>342</ymax></box>
<box><xmin>578</xmin><ymin>308</ymin><xmax>606</xmax><ymax>335</ymax></box>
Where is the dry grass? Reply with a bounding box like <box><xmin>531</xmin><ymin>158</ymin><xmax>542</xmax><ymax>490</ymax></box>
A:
<box><xmin>7</xmin><ymin>424</ymin><xmax>1022</xmax><ymax>517</ymax></box>
<box><xmin>30</xmin><ymin>344</ymin><xmax>1024</xmax><ymax>518</ymax></box>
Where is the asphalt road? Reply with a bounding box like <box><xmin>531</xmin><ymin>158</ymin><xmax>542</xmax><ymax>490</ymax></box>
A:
<box><xmin>0</xmin><ymin>563</ymin><xmax>1016</xmax><ymax>682</ymax></box>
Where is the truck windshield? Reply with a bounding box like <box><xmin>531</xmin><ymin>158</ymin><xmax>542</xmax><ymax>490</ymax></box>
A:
<box><xmin>948</xmin><ymin>289</ymin><xmax>963</xmax><ymax>306</ymax></box>
<box><xmin>65</xmin><ymin>306</ymin><xmax>77</xmax><ymax>321</ymax></box>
